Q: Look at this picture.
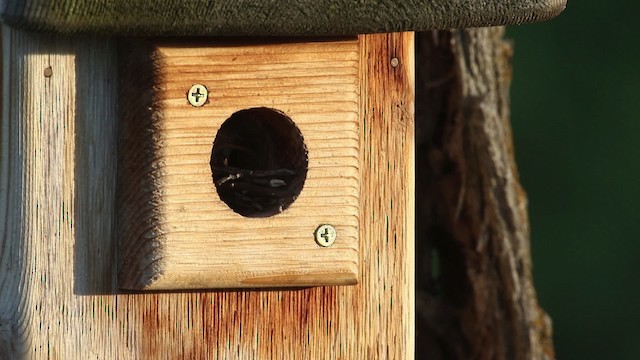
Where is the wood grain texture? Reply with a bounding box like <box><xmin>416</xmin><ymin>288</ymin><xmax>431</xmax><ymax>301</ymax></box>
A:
<box><xmin>415</xmin><ymin>28</ymin><xmax>554</xmax><ymax>359</ymax></box>
<box><xmin>118</xmin><ymin>39</ymin><xmax>360</xmax><ymax>290</ymax></box>
<box><xmin>0</xmin><ymin>29</ymin><xmax>414</xmax><ymax>358</ymax></box>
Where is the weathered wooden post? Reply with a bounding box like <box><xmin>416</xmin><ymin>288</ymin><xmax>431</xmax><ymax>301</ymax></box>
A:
<box><xmin>0</xmin><ymin>1</ymin><xmax>565</xmax><ymax>358</ymax></box>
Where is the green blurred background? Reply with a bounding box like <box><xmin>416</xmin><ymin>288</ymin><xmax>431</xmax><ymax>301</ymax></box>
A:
<box><xmin>507</xmin><ymin>1</ymin><xmax>640</xmax><ymax>359</ymax></box>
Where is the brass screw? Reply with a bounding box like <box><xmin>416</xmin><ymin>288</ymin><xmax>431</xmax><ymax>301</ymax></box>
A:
<box><xmin>188</xmin><ymin>84</ymin><xmax>208</xmax><ymax>107</ymax></box>
<box><xmin>315</xmin><ymin>224</ymin><xmax>337</xmax><ymax>247</ymax></box>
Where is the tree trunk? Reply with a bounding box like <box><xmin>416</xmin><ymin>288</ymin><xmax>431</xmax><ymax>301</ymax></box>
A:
<box><xmin>415</xmin><ymin>28</ymin><xmax>555</xmax><ymax>360</ymax></box>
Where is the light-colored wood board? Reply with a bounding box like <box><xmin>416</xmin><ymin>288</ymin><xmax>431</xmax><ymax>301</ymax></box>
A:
<box><xmin>118</xmin><ymin>39</ymin><xmax>360</xmax><ymax>290</ymax></box>
<box><xmin>0</xmin><ymin>28</ymin><xmax>124</xmax><ymax>357</ymax></box>
<box><xmin>0</xmin><ymin>30</ymin><xmax>414</xmax><ymax>358</ymax></box>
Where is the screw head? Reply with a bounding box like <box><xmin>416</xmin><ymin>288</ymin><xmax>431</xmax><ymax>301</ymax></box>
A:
<box><xmin>188</xmin><ymin>84</ymin><xmax>208</xmax><ymax>107</ymax></box>
<box><xmin>314</xmin><ymin>224</ymin><xmax>337</xmax><ymax>247</ymax></box>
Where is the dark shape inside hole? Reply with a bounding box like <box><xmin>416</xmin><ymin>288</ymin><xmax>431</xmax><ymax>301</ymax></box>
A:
<box><xmin>210</xmin><ymin>107</ymin><xmax>308</xmax><ymax>217</ymax></box>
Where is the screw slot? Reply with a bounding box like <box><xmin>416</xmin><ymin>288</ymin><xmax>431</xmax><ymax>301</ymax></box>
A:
<box><xmin>188</xmin><ymin>84</ymin><xmax>208</xmax><ymax>107</ymax></box>
<box><xmin>315</xmin><ymin>224</ymin><xmax>337</xmax><ymax>247</ymax></box>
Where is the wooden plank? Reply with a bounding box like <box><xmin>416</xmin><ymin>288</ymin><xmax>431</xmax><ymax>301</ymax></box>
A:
<box><xmin>118</xmin><ymin>39</ymin><xmax>360</xmax><ymax>290</ymax></box>
<box><xmin>0</xmin><ymin>29</ymin><xmax>414</xmax><ymax>358</ymax></box>
<box><xmin>0</xmin><ymin>28</ymin><xmax>123</xmax><ymax>357</ymax></box>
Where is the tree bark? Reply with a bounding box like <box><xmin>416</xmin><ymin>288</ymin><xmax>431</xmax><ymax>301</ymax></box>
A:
<box><xmin>415</xmin><ymin>28</ymin><xmax>555</xmax><ymax>360</ymax></box>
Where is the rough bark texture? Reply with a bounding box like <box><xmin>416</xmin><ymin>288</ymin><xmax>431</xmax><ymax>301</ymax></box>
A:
<box><xmin>415</xmin><ymin>28</ymin><xmax>555</xmax><ymax>360</ymax></box>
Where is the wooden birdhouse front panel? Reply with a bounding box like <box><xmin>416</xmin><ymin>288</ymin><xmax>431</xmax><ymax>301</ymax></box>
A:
<box><xmin>118</xmin><ymin>38</ymin><xmax>360</xmax><ymax>290</ymax></box>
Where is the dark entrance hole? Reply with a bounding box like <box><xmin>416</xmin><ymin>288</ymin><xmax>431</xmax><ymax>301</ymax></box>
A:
<box><xmin>210</xmin><ymin>107</ymin><xmax>309</xmax><ymax>217</ymax></box>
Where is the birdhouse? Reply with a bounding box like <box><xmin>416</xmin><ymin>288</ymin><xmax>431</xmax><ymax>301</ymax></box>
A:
<box><xmin>0</xmin><ymin>0</ymin><xmax>566</xmax><ymax>358</ymax></box>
